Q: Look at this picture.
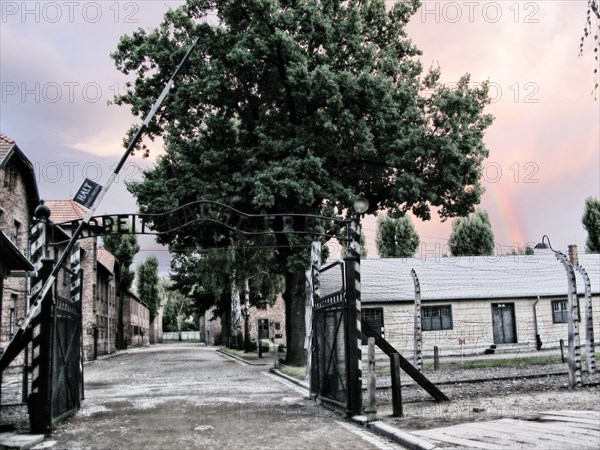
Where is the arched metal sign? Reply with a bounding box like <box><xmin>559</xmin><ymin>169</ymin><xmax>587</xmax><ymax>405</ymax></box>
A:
<box><xmin>49</xmin><ymin>200</ymin><xmax>351</xmax><ymax>245</ymax></box>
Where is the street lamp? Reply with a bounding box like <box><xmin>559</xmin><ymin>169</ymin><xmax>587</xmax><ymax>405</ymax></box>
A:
<box><xmin>353</xmin><ymin>192</ymin><xmax>369</xmax><ymax>215</ymax></box>
<box><xmin>347</xmin><ymin>193</ymin><xmax>369</xmax><ymax>259</ymax></box>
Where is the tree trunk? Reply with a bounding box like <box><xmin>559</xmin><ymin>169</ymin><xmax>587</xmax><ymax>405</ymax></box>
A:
<box><xmin>231</xmin><ymin>278</ymin><xmax>243</xmax><ymax>350</ymax></box>
<box><xmin>243</xmin><ymin>279</ymin><xmax>251</xmax><ymax>352</ymax></box>
<box><xmin>284</xmin><ymin>270</ymin><xmax>307</xmax><ymax>366</ymax></box>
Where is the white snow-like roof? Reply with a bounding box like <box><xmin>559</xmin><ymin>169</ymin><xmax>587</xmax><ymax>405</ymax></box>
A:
<box><xmin>359</xmin><ymin>253</ymin><xmax>600</xmax><ymax>303</ymax></box>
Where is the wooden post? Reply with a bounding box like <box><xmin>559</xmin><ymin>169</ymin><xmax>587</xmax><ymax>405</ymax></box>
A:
<box><xmin>411</xmin><ymin>269</ymin><xmax>423</xmax><ymax>373</ymax></box>
<box><xmin>362</xmin><ymin>320</ymin><xmax>449</xmax><ymax>402</ymax></box>
<box><xmin>434</xmin><ymin>346</ymin><xmax>439</xmax><ymax>371</ymax></box>
<box><xmin>560</xmin><ymin>339</ymin><xmax>565</xmax><ymax>363</ymax></box>
<box><xmin>365</xmin><ymin>337</ymin><xmax>377</xmax><ymax>422</ymax></box>
<box><xmin>390</xmin><ymin>353</ymin><xmax>403</xmax><ymax>417</ymax></box>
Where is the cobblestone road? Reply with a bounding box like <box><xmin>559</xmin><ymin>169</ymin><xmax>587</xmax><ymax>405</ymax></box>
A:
<box><xmin>43</xmin><ymin>343</ymin><xmax>400</xmax><ymax>449</ymax></box>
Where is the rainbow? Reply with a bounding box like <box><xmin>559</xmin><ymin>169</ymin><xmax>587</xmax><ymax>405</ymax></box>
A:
<box><xmin>483</xmin><ymin>183</ymin><xmax>527</xmax><ymax>250</ymax></box>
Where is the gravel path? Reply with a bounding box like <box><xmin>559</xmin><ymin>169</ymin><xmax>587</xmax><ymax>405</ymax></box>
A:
<box><xmin>369</xmin><ymin>359</ymin><xmax>600</xmax><ymax>431</ymax></box>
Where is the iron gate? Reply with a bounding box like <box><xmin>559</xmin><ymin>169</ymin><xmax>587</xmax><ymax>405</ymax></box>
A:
<box><xmin>311</xmin><ymin>258</ymin><xmax>361</xmax><ymax>416</ymax></box>
<box><xmin>49</xmin><ymin>296</ymin><xmax>82</xmax><ymax>427</ymax></box>
<box><xmin>28</xmin><ymin>260</ymin><xmax>83</xmax><ymax>433</ymax></box>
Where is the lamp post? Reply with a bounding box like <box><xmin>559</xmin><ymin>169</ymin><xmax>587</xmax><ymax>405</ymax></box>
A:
<box><xmin>347</xmin><ymin>192</ymin><xmax>368</xmax><ymax>258</ymax></box>
<box><xmin>344</xmin><ymin>193</ymin><xmax>368</xmax><ymax>417</ymax></box>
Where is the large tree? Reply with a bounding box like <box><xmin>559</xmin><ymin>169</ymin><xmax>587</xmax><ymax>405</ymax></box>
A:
<box><xmin>376</xmin><ymin>213</ymin><xmax>420</xmax><ymax>257</ymax></box>
<box><xmin>448</xmin><ymin>209</ymin><xmax>495</xmax><ymax>256</ymax></box>
<box><xmin>102</xmin><ymin>232</ymin><xmax>139</xmax><ymax>350</ymax></box>
<box><xmin>582</xmin><ymin>196</ymin><xmax>600</xmax><ymax>252</ymax></box>
<box><xmin>113</xmin><ymin>0</ymin><xmax>494</xmax><ymax>365</ymax></box>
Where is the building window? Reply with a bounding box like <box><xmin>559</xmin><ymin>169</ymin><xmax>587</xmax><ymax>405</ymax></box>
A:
<box><xmin>552</xmin><ymin>299</ymin><xmax>580</xmax><ymax>323</ymax></box>
<box><xmin>361</xmin><ymin>308</ymin><xmax>384</xmax><ymax>344</ymax></box>
<box><xmin>4</xmin><ymin>166</ymin><xmax>16</xmax><ymax>191</ymax></box>
<box><xmin>9</xmin><ymin>294</ymin><xmax>18</xmax><ymax>336</ymax></box>
<box><xmin>274</xmin><ymin>322</ymin><xmax>281</xmax><ymax>330</ymax></box>
<box><xmin>12</xmin><ymin>220</ymin><xmax>21</xmax><ymax>249</ymax></box>
<box><xmin>422</xmin><ymin>305</ymin><xmax>453</xmax><ymax>331</ymax></box>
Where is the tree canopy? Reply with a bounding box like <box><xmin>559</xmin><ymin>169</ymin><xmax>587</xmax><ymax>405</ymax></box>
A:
<box><xmin>376</xmin><ymin>213</ymin><xmax>420</xmax><ymax>257</ymax></box>
<box><xmin>448</xmin><ymin>209</ymin><xmax>495</xmax><ymax>257</ymax></box>
<box><xmin>582</xmin><ymin>196</ymin><xmax>600</xmax><ymax>252</ymax></box>
<box><xmin>113</xmin><ymin>0</ymin><xmax>494</xmax><ymax>364</ymax></box>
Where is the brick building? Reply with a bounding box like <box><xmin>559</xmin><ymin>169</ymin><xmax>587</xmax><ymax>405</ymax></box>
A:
<box><xmin>149</xmin><ymin>305</ymin><xmax>164</xmax><ymax>344</ymax></box>
<box><xmin>0</xmin><ymin>134</ymin><xmax>38</xmax><ymax>359</ymax></box>
<box><xmin>124</xmin><ymin>290</ymin><xmax>150</xmax><ymax>347</ymax></box>
<box><xmin>95</xmin><ymin>248</ymin><xmax>117</xmax><ymax>356</ymax></box>
<box><xmin>199</xmin><ymin>297</ymin><xmax>286</xmax><ymax>347</ymax></box>
<box><xmin>43</xmin><ymin>200</ymin><xmax>121</xmax><ymax>360</ymax></box>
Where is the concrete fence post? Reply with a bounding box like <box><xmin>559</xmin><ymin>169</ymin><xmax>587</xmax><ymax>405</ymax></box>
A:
<box><xmin>365</xmin><ymin>337</ymin><xmax>377</xmax><ymax>422</ymax></box>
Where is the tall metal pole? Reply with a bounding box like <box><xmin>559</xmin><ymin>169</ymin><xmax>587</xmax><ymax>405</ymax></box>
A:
<box><xmin>0</xmin><ymin>38</ymin><xmax>200</xmax><ymax>370</ymax></box>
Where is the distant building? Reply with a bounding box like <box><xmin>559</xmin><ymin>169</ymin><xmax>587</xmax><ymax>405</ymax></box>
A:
<box><xmin>149</xmin><ymin>304</ymin><xmax>163</xmax><ymax>344</ymax></box>
<box><xmin>124</xmin><ymin>290</ymin><xmax>150</xmax><ymax>348</ymax></box>
<box><xmin>199</xmin><ymin>296</ymin><xmax>286</xmax><ymax>347</ymax></box>
<box><xmin>95</xmin><ymin>248</ymin><xmax>117</xmax><ymax>356</ymax></box>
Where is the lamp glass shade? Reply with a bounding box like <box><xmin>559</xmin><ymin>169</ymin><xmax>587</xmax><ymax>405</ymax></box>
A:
<box><xmin>353</xmin><ymin>194</ymin><xmax>369</xmax><ymax>214</ymax></box>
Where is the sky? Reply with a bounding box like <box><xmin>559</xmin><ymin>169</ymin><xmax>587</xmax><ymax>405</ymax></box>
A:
<box><xmin>1</xmin><ymin>1</ymin><xmax>599</xmax><ymax>275</ymax></box>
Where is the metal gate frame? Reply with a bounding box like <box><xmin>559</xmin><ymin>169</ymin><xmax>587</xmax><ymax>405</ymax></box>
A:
<box><xmin>48</xmin><ymin>296</ymin><xmax>82</xmax><ymax>427</ymax></box>
<box><xmin>311</xmin><ymin>258</ymin><xmax>362</xmax><ymax>416</ymax></box>
<box><xmin>28</xmin><ymin>261</ymin><xmax>83</xmax><ymax>434</ymax></box>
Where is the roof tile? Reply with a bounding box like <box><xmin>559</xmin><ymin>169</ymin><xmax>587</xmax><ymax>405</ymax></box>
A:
<box><xmin>45</xmin><ymin>200</ymin><xmax>87</xmax><ymax>223</ymax></box>
<box><xmin>96</xmin><ymin>247</ymin><xmax>115</xmax><ymax>274</ymax></box>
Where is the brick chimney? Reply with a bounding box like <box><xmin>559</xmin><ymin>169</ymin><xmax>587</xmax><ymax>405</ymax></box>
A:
<box><xmin>568</xmin><ymin>244</ymin><xmax>579</xmax><ymax>266</ymax></box>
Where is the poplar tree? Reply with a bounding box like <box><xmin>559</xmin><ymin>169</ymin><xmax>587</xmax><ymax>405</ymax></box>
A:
<box><xmin>448</xmin><ymin>209</ymin><xmax>495</xmax><ymax>256</ymax></box>
<box><xmin>582</xmin><ymin>196</ymin><xmax>600</xmax><ymax>252</ymax></box>
<box><xmin>102</xmin><ymin>233</ymin><xmax>139</xmax><ymax>350</ymax></box>
<box><xmin>136</xmin><ymin>255</ymin><xmax>161</xmax><ymax>321</ymax></box>
<box><xmin>376</xmin><ymin>213</ymin><xmax>420</xmax><ymax>257</ymax></box>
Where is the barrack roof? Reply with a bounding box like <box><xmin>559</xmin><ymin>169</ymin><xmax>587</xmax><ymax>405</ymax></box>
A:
<box><xmin>353</xmin><ymin>254</ymin><xmax>600</xmax><ymax>303</ymax></box>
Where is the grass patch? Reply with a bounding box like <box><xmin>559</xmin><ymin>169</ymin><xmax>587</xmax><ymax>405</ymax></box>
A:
<box><xmin>456</xmin><ymin>354</ymin><xmax>562</xmax><ymax>369</ymax></box>
<box><xmin>219</xmin><ymin>347</ymin><xmax>260</xmax><ymax>360</ymax></box>
<box><xmin>369</xmin><ymin>352</ymin><xmax>600</xmax><ymax>374</ymax></box>
<box><xmin>279</xmin><ymin>364</ymin><xmax>307</xmax><ymax>381</ymax></box>
<box><xmin>219</xmin><ymin>345</ymin><xmax>287</xmax><ymax>361</ymax></box>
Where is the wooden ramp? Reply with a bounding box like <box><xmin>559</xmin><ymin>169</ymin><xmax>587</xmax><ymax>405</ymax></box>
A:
<box><xmin>412</xmin><ymin>410</ymin><xmax>600</xmax><ymax>449</ymax></box>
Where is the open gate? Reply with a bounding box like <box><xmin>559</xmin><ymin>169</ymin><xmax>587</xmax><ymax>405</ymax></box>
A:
<box><xmin>311</xmin><ymin>257</ymin><xmax>362</xmax><ymax>416</ymax></box>
<box><xmin>27</xmin><ymin>259</ymin><xmax>83</xmax><ymax>434</ymax></box>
